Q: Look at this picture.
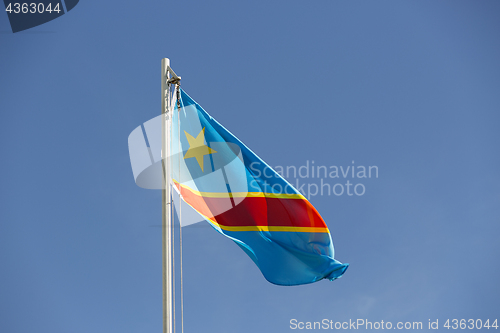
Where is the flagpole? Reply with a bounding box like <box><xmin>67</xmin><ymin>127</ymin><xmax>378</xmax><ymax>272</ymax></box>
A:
<box><xmin>161</xmin><ymin>58</ymin><xmax>173</xmax><ymax>333</ymax></box>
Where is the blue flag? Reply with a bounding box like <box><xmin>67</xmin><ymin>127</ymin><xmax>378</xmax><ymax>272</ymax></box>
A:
<box><xmin>169</xmin><ymin>88</ymin><xmax>348</xmax><ymax>286</ymax></box>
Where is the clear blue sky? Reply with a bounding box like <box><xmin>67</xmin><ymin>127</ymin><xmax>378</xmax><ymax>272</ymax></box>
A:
<box><xmin>1</xmin><ymin>1</ymin><xmax>499</xmax><ymax>332</ymax></box>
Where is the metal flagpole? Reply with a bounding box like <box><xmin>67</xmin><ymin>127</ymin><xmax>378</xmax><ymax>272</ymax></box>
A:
<box><xmin>161</xmin><ymin>58</ymin><xmax>181</xmax><ymax>333</ymax></box>
<box><xmin>161</xmin><ymin>58</ymin><xmax>173</xmax><ymax>333</ymax></box>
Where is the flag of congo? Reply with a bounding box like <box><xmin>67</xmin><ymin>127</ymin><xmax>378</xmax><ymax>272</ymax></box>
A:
<box><xmin>170</xmin><ymin>88</ymin><xmax>348</xmax><ymax>286</ymax></box>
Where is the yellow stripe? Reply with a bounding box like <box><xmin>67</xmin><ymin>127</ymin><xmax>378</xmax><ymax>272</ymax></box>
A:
<box><xmin>173</xmin><ymin>180</ymin><xmax>306</xmax><ymax>200</ymax></box>
<box><xmin>215</xmin><ymin>224</ymin><xmax>330</xmax><ymax>233</ymax></box>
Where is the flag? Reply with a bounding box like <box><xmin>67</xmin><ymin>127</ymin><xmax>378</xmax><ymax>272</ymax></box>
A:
<box><xmin>170</xmin><ymin>88</ymin><xmax>348</xmax><ymax>286</ymax></box>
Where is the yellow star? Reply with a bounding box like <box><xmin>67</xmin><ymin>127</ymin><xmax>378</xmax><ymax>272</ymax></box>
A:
<box><xmin>183</xmin><ymin>128</ymin><xmax>217</xmax><ymax>172</ymax></box>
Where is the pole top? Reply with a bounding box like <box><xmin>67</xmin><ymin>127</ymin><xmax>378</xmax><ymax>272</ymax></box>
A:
<box><xmin>162</xmin><ymin>58</ymin><xmax>180</xmax><ymax>83</ymax></box>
